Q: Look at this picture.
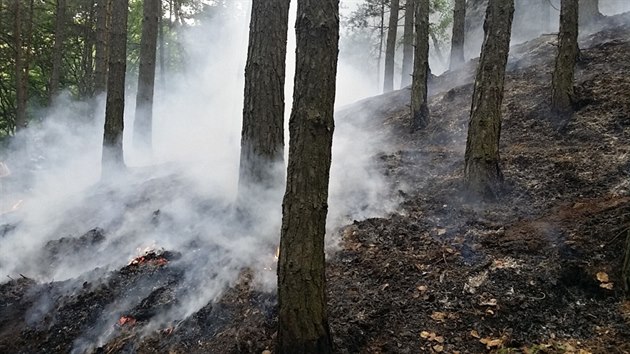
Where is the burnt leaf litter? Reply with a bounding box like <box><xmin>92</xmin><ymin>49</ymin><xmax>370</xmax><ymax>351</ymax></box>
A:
<box><xmin>2</xmin><ymin>13</ymin><xmax>630</xmax><ymax>354</ymax></box>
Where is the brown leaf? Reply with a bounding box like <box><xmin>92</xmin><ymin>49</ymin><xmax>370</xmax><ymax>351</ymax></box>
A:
<box><xmin>596</xmin><ymin>272</ymin><xmax>609</xmax><ymax>283</ymax></box>
<box><xmin>600</xmin><ymin>282</ymin><xmax>614</xmax><ymax>290</ymax></box>
<box><xmin>470</xmin><ymin>330</ymin><xmax>480</xmax><ymax>339</ymax></box>
<box><xmin>432</xmin><ymin>344</ymin><xmax>444</xmax><ymax>352</ymax></box>
<box><xmin>430</xmin><ymin>312</ymin><xmax>447</xmax><ymax>322</ymax></box>
<box><xmin>420</xmin><ymin>331</ymin><xmax>431</xmax><ymax>339</ymax></box>
<box><xmin>480</xmin><ymin>338</ymin><xmax>503</xmax><ymax>349</ymax></box>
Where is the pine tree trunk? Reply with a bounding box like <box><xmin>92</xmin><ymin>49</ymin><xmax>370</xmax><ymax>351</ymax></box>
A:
<box><xmin>410</xmin><ymin>0</ymin><xmax>429</xmax><ymax>131</ymax></box>
<box><xmin>276</xmin><ymin>0</ymin><xmax>339</xmax><ymax>352</ymax></box>
<box><xmin>579</xmin><ymin>0</ymin><xmax>601</xmax><ymax>27</ymax></box>
<box><xmin>158</xmin><ymin>6</ymin><xmax>165</xmax><ymax>90</ymax></box>
<box><xmin>551</xmin><ymin>0</ymin><xmax>578</xmax><ymax>120</ymax></box>
<box><xmin>49</xmin><ymin>0</ymin><xmax>66</xmax><ymax>103</ymax></box>
<box><xmin>80</xmin><ymin>1</ymin><xmax>95</xmax><ymax>98</ymax></box>
<box><xmin>237</xmin><ymin>0</ymin><xmax>290</xmax><ymax>198</ymax></box>
<box><xmin>133</xmin><ymin>0</ymin><xmax>160</xmax><ymax>152</ymax></box>
<box><xmin>463</xmin><ymin>0</ymin><xmax>514</xmax><ymax>199</ymax></box>
<box><xmin>377</xmin><ymin>1</ymin><xmax>385</xmax><ymax>88</ymax></box>
<box><xmin>623</xmin><ymin>230</ymin><xmax>630</xmax><ymax>297</ymax></box>
<box><xmin>383</xmin><ymin>0</ymin><xmax>400</xmax><ymax>92</ymax></box>
<box><xmin>400</xmin><ymin>0</ymin><xmax>414</xmax><ymax>88</ymax></box>
<box><xmin>94</xmin><ymin>0</ymin><xmax>110</xmax><ymax>94</ymax></box>
<box><xmin>13</xmin><ymin>0</ymin><xmax>27</xmax><ymax>131</ymax></box>
<box><xmin>449</xmin><ymin>0</ymin><xmax>466</xmax><ymax>71</ymax></box>
<box><xmin>102</xmin><ymin>0</ymin><xmax>128</xmax><ymax>174</ymax></box>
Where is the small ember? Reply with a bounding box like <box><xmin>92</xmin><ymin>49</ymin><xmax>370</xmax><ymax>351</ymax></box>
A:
<box><xmin>128</xmin><ymin>249</ymin><xmax>169</xmax><ymax>267</ymax></box>
<box><xmin>117</xmin><ymin>316</ymin><xmax>136</xmax><ymax>327</ymax></box>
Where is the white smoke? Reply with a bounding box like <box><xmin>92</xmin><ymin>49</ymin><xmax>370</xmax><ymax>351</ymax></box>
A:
<box><xmin>0</xmin><ymin>1</ymin><xmax>394</xmax><ymax>349</ymax></box>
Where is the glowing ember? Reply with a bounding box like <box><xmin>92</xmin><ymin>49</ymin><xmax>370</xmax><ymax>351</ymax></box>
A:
<box><xmin>128</xmin><ymin>249</ymin><xmax>169</xmax><ymax>267</ymax></box>
<box><xmin>117</xmin><ymin>316</ymin><xmax>136</xmax><ymax>327</ymax></box>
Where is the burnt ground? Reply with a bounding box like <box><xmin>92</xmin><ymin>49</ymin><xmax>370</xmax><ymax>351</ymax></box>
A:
<box><xmin>2</xmin><ymin>13</ymin><xmax>630</xmax><ymax>354</ymax></box>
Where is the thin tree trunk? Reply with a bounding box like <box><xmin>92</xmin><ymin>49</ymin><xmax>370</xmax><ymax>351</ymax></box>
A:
<box><xmin>551</xmin><ymin>0</ymin><xmax>578</xmax><ymax>121</ymax></box>
<box><xmin>276</xmin><ymin>0</ymin><xmax>339</xmax><ymax>352</ymax></box>
<box><xmin>410</xmin><ymin>0</ymin><xmax>429</xmax><ymax>131</ymax></box>
<box><xmin>237</xmin><ymin>0</ymin><xmax>290</xmax><ymax>202</ymax></box>
<box><xmin>384</xmin><ymin>0</ymin><xmax>400</xmax><ymax>92</ymax></box>
<box><xmin>102</xmin><ymin>0</ymin><xmax>128</xmax><ymax>174</ymax></box>
<box><xmin>623</xmin><ymin>230</ymin><xmax>630</xmax><ymax>297</ymax></box>
<box><xmin>158</xmin><ymin>4</ymin><xmax>165</xmax><ymax>89</ymax></box>
<box><xmin>377</xmin><ymin>0</ymin><xmax>385</xmax><ymax>89</ymax></box>
<box><xmin>463</xmin><ymin>0</ymin><xmax>515</xmax><ymax>199</ymax></box>
<box><xmin>133</xmin><ymin>0</ymin><xmax>160</xmax><ymax>152</ymax></box>
<box><xmin>94</xmin><ymin>0</ymin><xmax>110</xmax><ymax>94</ymax></box>
<box><xmin>49</xmin><ymin>0</ymin><xmax>66</xmax><ymax>104</ymax></box>
<box><xmin>400</xmin><ymin>0</ymin><xmax>414</xmax><ymax>88</ymax></box>
<box><xmin>13</xmin><ymin>0</ymin><xmax>26</xmax><ymax>131</ymax></box>
<box><xmin>80</xmin><ymin>1</ymin><xmax>95</xmax><ymax>98</ymax></box>
<box><xmin>449</xmin><ymin>0</ymin><xmax>466</xmax><ymax>70</ymax></box>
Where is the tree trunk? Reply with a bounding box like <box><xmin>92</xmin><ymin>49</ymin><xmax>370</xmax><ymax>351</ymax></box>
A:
<box><xmin>79</xmin><ymin>1</ymin><xmax>96</xmax><ymax>98</ymax></box>
<box><xmin>377</xmin><ymin>0</ymin><xmax>385</xmax><ymax>89</ymax></box>
<box><xmin>158</xmin><ymin>5</ymin><xmax>165</xmax><ymax>89</ymax></box>
<box><xmin>238</xmin><ymin>0</ymin><xmax>290</xmax><ymax>201</ymax></box>
<box><xmin>102</xmin><ymin>0</ymin><xmax>128</xmax><ymax>174</ymax></box>
<box><xmin>13</xmin><ymin>0</ymin><xmax>27</xmax><ymax>131</ymax></box>
<box><xmin>49</xmin><ymin>0</ymin><xmax>66</xmax><ymax>104</ymax></box>
<box><xmin>449</xmin><ymin>0</ymin><xmax>466</xmax><ymax>71</ymax></box>
<box><xmin>383</xmin><ymin>0</ymin><xmax>400</xmax><ymax>92</ymax></box>
<box><xmin>276</xmin><ymin>0</ymin><xmax>339</xmax><ymax>352</ymax></box>
<box><xmin>400</xmin><ymin>0</ymin><xmax>414</xmax><ymax>88</ymax></box>
<box><xmin>624</xmin><ymin>230</ymin><xmax>630</xmax><ymax>297</ymax></box>
<box><xmin>551</xmin><ymin>0</ymin><xmax>578</xmax><ymax>121</ymax></box>
<box><xmin>133</xmin><ymin>0</ymin><xmax>160</xmax><ymax>152</ymax></box>
<box><xmin>410</xmin><ymin>0</ymin><xmax>429</xmax><ymax>131</ymax></box>
<box><xmin>94</xmin><ymin>0</ymin><xmax>111</xmax><ymax>94</ymax></box>
<box><xmin>579</xmin><ymin>0</ymin><xmax>601</xmax><ymax>27</ymax></box>
<box><xmin>463</xmin><ymin>0</ymin><xmax>514</xmax><ymax>199</ymax></box>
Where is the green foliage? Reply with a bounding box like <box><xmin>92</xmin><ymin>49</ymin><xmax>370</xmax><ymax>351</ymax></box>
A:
<box><xmin>342</xmin><ymin>0</ymin><xmax>453</xmax><ymax>68</ymax></box>
<box><xmin>0</xmin><ymin>0</ymin><xmax>233</xmax><ymax>139</ymax></box>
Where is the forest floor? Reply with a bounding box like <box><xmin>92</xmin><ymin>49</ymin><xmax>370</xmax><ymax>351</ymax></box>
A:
<box><xmin>2</xmin><ymin>13</ymin><xmax>630</xmax><ymax>354</ymax></box>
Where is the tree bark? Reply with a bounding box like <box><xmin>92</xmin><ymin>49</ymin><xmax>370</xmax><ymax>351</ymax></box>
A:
<box><xmin>13</xmin><ymin>0</ymin><xmax>27</xmax><ymax>131</ymax></box>
<box><xmin>624</xmin><ymin>230</ymin><xmax>630</xmax><ymax>297</ymax></box>
<box><xmin>133</xmin><ymin>0</ymin><xmax>160</xmax><ymax>152</ymax></box>
<box><xmin>579</xmin><ymin>0</ymin><xmax>601</xmax><ymax>27</ymax></box>
<box><xmin>551</xmin><ymin>0</ymin><xmax>578</xmax><ymax>120</ymax></box>
<box><xmin>383</xmin><ymin>0</ymin><xmax>400</xmax><ymax>92</ymax></box>
<box><xmin>400</xmin><ymin>0</ymin><xmax>414</xmax><ymax>88</ymax></box>
<box><xmin>158</xmin><ymin>5</ymin><xmax>165</xmax><ymax>89</ymax></box>
<box><xmin>237</xmin><ymin>0</ymin><xmax>290</xmax><ymax>199</ymax></box>
<box><xmin>449</xmin><ymin>0</ymin><xmax>466</xmax><ymax>71</ymax></box>
<box><xmin>49</xmin><ymin>0</ymin><xmax>66</xmax><ymax>104</ymax></box>
<box><xmin>94</xmin><ymin>0</ymin><xmax>111</xmax><ymax>94</ymax></box>
<box><xmin>463</xmin><ymin>0</ymin><xmax>514</xmax><ymax>199</ymax></box>
<box><xmin>102</xmin><ymin>0</ymin><xmax>128</xmax><ymax>174</ymax></box>
<box><xmin>377</xmin><ymin>0</ymin><xmax>385</xmax><ymax>89</ymax></box>
<box><xmin>276</xmin><ymin>0</ymin><xmax>339</xmax><ymax>352</ymax></box>
<box><xmin>410</xmin><ymin>0</ymin><xmax>429</xmax><ymax>131</ymax></box>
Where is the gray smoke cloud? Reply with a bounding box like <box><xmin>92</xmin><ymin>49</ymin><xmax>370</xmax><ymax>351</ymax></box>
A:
<box><xmin>0</xmin><ymin>1</ymin><xmax>394</xmax><ymax>349</ymax></box>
